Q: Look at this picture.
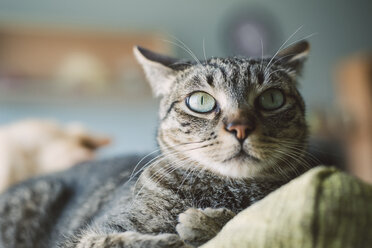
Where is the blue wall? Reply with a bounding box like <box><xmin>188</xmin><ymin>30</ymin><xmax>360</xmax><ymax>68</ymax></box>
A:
<box><xmin>0</xmin><ymin>0</ymin><xmax>371</xmax><ymax>156</ymax></box>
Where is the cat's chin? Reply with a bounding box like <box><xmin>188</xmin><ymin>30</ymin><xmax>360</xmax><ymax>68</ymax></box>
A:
<box><xmin>221</xmin><ymin>150</ymin><xmax>260</xmax><ymax>163</ymax></box>
<box><xmin>193</xmin><ymin>156</ymin><xmax>266</xmax><ymax>179</ymax></box>
<box><xmin>211</xmin><ymin>162</ymin><xmax>262</xmax><ymax>179</ymax></box>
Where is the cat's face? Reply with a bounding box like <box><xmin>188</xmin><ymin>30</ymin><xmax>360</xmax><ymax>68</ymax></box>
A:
<box><xmin>135</xmin><ymin>41</ymin><xmax>309</xmax><ymax>179</ymax></box>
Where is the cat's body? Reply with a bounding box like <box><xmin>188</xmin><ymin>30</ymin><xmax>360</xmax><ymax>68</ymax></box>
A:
<box><xmin>0</xmin><ymin>154</ymin><xmax>286</xmax><ymax>248</ymax></box>
<box><xmin>0</xmin><ymin>41</ymin><xmax>311</xmax><ymax>248</ymax></box>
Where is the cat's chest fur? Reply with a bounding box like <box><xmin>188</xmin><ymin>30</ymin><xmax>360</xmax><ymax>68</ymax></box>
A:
<box><xmin>175</xmin><ymin>173</ymin><xmax>280</xmax><ymax>211</ymax></box>
<box><xmin>125</xmin><ymin>160</ymin><xmax>286</xmax><ymax>234</ymax></box>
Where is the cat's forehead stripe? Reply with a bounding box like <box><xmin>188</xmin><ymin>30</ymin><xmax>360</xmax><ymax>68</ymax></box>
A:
<box><xmin>206</xmin><ymin>75</ymin><xmax>214</xmax><ymax>86</ymax></box>
<box><xmin>206</xmin><ymin>58</ymin><xmax>263</xmax><ymax>87</ymax></box>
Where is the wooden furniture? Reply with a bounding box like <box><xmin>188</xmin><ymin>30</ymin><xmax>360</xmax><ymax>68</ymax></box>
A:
<box><xmin>0</xmin><ymin>25</ymin><xmax>170</xmax><ymax>102</ymax></box>
<box><xmin>0</xmin><ymin>25</ymin><xmax>169</xmax><ymax>79</ymax></box>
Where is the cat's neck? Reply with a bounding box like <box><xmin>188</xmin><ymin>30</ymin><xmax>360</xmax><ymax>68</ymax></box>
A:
<box><xmin>135</xmin><ymin>157</ymin><xmax>289</xmax><ymax>211</ymax></box>
<box><xmin>145</xmin><ymin>152</ymin><xmax>306</xmax><ymax>182</ymax></box>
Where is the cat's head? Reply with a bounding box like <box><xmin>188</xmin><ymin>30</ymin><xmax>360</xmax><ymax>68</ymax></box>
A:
<box><xmin>134</xmin><ymin>41</ymin><xmax>310</xmax><ymax>180</ymax></box>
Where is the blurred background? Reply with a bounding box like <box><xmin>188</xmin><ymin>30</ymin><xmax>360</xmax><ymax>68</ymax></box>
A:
<box><xmin>0</xmin><ymin>0</ymin><xmax>371</xmax><ymax>183</ymax></box>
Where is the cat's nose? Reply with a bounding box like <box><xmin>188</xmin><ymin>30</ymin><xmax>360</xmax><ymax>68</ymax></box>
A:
<box><xmin>225</xmin><ymin>122</ymin><xmax>255</xmax><ymax>141</ymax></box>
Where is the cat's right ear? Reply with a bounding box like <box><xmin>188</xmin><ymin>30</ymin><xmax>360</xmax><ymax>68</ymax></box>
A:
<box><xmin>134</xmin><ymin>46</ymin><xmax>179</xmax><ymax>97</ymax></box>
<box><xmin>277</xmin><ymin>40</ymin><xmax>310</xmax><ymax>77</ymax></box>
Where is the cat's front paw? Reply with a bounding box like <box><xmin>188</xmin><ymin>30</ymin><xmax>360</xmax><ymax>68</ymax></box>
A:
<box><xmin>176</xmin><ymin>208</ymin><xmax>235</xmax><ymax>246</ymax></box>
<box><xmin>76</xmin><ymin>231</ymin><xmax>191</xmax><ymax>248</ymax></box>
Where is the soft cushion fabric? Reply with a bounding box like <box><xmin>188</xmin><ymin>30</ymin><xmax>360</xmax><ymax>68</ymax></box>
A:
<box><xmin>201</xmin><ymin>166</ymin><xmax>372</xmax><ymax>248</ymax></box>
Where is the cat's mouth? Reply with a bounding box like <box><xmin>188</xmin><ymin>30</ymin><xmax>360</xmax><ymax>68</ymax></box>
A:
<box><xmin>222</xmin><ymin>149</ymin><xmax>260</xmax><ymax>163</ymax></box>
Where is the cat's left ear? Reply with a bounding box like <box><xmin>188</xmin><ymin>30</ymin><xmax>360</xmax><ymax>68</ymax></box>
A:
<box><xmin>134</xmin><ymin>46</ymin><xmax>180</xmax><ymax>97</ymax></box>
<box><xmin>277</xmin><ymin>40</ymin><xmax>310</xmax><ymax>76</ymax></box>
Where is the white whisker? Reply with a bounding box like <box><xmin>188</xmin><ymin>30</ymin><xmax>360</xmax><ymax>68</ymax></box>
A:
<box><xmin>128</xmin><ymin>140</ymin><xmax>209</xmax><ymax>184</ymax></box>
<box><xmin>161</xmin><ymin>39</ymin><xmax>201</xmax><ymax>66</ymax></box>
<box><xmin>163</xmin><ymin>33</ymin><xmax>202</xmax><ymax>66</ymax></box>
<box><xmin>265</xmin><ymin>68</ymin><xmax>289</xmax><ymax>79</ymax></box>
<box><xmin>283</xmin><ymin>32</ymin><xmax>318</xmax><ymax>50</ymax></box>
<box><xmin>260</xmin><ymin>37</ymin><xmax>264</xmax><ymax>70</ymax></box>
<box><xmin>133</xmin><ymin>156</ymin><xmax>194</xmax><ymax>203</ymax></box>
<box><xmin>202</xmin><ymin>38</ymin><xmax>207</xmax><ymax>62</ymax></box>
<box><xmin>131</xmin><ymin>141</ymin><xmax>214</xmax><ymax>203</ymax></box>
<box><xmin>264</xmin><ymin>25</ymin><xmax>303</xmax><ymax>74</ymax></box>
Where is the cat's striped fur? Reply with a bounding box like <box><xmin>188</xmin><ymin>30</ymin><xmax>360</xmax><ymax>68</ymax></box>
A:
<box><xmin>0</xmin><ymin>41</ymin><xmax>311</xmax><ymax>248</ymax></box>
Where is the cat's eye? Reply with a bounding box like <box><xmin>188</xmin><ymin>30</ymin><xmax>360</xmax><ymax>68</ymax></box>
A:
<box><xmin>186</xmin><ymin>91</ymin><xmax>216</xmax><ymax>113</ymax></box>
<box><xmin>258</xmin><ymin>89</ymin><xmax>285</xmax><ymax>110</ymax></box>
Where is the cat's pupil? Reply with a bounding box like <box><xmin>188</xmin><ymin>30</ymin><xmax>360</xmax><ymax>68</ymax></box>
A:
<box><xmin>201</xmin><ymin>96</ymin><xmax>204</xmax><ymax>105</ymax></box>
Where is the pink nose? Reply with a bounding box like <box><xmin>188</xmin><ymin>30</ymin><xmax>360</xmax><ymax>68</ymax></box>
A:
<box><xmin>225</xmin><ymin>123</ymin><xmax>254</xmax><ymax>141</ymax></box>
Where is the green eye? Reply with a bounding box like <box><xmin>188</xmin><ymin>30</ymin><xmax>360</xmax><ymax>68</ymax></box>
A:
<box><xmin>187</xmin><ymin>91</ymin><xmax>216</xmax><ymax>113</ymax></box>
<box><xmin>258</xmin><ymin>89</ymin><xmax>285</xmax><ymax>110</ymax></box>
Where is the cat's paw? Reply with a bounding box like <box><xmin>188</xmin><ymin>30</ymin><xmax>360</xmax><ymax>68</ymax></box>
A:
<box><xmin>142</xmin><ymin>233</ymin><xmax>191</xmax><ymax>248</ymax></box>
<box><xmin>76</xmin><ymin>231</ymin><xmax>191</xmax><ymax>248</ymax></box>
<box><xmin>176</xmin><ymin>208</ymin><xmax>235</xmax><ymax>246</ymax></box>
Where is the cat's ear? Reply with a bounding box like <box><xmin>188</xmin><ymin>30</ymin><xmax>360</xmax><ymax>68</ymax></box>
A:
<box><xmin>277</xmin><ymin>40</ymin><xmax>310</xmax><ymax>76</ymax></box>
<box><xmin>134</xmin><ymin>46</ymin><xmax>179</xmax><ymax>97</ymax></box>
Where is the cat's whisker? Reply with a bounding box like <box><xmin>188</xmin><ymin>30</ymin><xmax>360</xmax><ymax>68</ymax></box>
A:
<box><xmin>282</xmin><ymin>32</ymin><xmax>318</xmax><ymax>52</ymax></box>
<box><xmin>287</xmin><ymin>153</ymin><xmax>314</xmax><ymax>172</ymax></box>
<box><xmin>127</xmin><ymin>152</ymin><xmax>170</xmax><ymax>185</ymax></box>
<box><xmin>161</xmin><ymin>39</ymin><xmax>201</xmax><ymax>66</ymax></box>
<box><xmin>274</xmin><ymin>139</ymin><xmax>322</xmax><ymax>166</ymax></box>
<box><xmin>134</xmin><ymin>139</ymin><xmax>217</xmax><ymax>202</ymax></box>
<box><xmin>128</xmin><ymin>152</ymin><xmax>179</xmax><ymax>185</ymax></box>
<box><xmin>146</xmin><ymin>161</ymin><xmax>186</xmax><ymax>189</ymax></box>
<box><xmin>189</xmin><ymin>166</ymin><xmax>199</xmax><ymax>184</ymax></box>
<box><xmin>132</xmin><ymin>141</ymin><xmax>213</xmax><ymax>201</ymax></box>
<box><xmin>169</xmin><ymin>35</ymin><xmax>202</xmax><ymax>66</ymax></box>
<box><xmin>265</xmin><ymin>68</ymin><xmax>289</xmax><ymax>80</ymax></box>
<box><xmin>285</xmin><ymin>145</ymin><xmax>320</xmax><ymax>166</ymax></box>
<box><xmin>285</xmin><ymin>149</ymin><xmax>318</xmax><ymax>170</ymax></box>
<box><xmin>276</xmin><ymin>155</ymin><xmax>302</xmax><ymax>179</ymax></box>
<box><xmin>202</xmin><ymin>38</ymin><xmax>207</xmax><ymax>62</ymax></box>
<box><xmin>264</xmin><ymin>25</ymin><xmax>303</xmax><ymax>74</ymax></box>
<box><xmin>263</xmin><ymin>52</ymin><xmax>302</xmax><ymax>78</ymax></box>
<box><xmin>177</xmin><ymin>166</ymin><xmax>196</xmax><ymax>193</ymax></box>
<box><xmin>133</xmin><ymin>156</ymin><xmax>194</xmax><ymax>203</ymax></box>
<box><xmin>131</xmin><ymin>152</ymin><xmax>189</xmax><ymax>193</ymax></box>
<box><xmin>129</xmin><ymin>148</ymin><xmax>163</xmax><ymax>179</ymax></box>
<box><xmin>266</xmin><ymin>154</ymin><xmax>294</xmax><ymax>181</ymax></box>
<box><xmin>186</xmin><ymin>168</ymin><xmax>200</xmax><ymax>208</ymax></box>
<box><xmin>255</xmin><ymin>138</ymin><xmax>311</xmax><ymax>165</ymax></box>
<box><xmin>150</xmin><ymin>142</ymin><xmax>214</xmax><ymax>188</ymax></box>
<box><xmin>257</xmin><ymin>140</ymin><xmax>307</xmax><ymax>175</ymax></box>
<box><xmin>128</xmin><ymin>139</ymin><xmax>211</xmax><ymax>184</ymax></box>
<box><xmin>150</xmin><ymin>154</ymin><xmax>194</xmax><ymax>185</ymax></box>
<box><xmin>161</xmin><ymin>34</ymin><xmax>202</xmax><ymax>67</ymax></box>
<box><xmin>132</xmin><ymin>159</ymin><xmax>186</xmax><ymax>203</ymax></box>
<box><xmin>132</xmin><ymin>148</ymin><xmax>194</xmax><ymax>191</ymax></box>
<box><xmin>129</xmin><ymin>140</ymin><xmax>208</xmax><ymax>180</ymax></box>
<box><xmin>264</xmin><ymin>33</ymin><xmax>316</xmax><ymax>75</ymax></box>
<box><xmin>191</xmin><ymin>165</ymin><xmax>206</xmax><ymax>182</ymax></box>
<box><xmin>275</xmin><ymin>149</ymin><xmax>303</xmax><ymax>176</ymax></box>
<box><xmin>275</xmin><ymin>147</ymin><xmax>314</xmax><ymax>172</ymax></box>
<box><xmin>260</xmin><ymin>38</ymin><xmax>264</xmax><ymax>70</ymax></box>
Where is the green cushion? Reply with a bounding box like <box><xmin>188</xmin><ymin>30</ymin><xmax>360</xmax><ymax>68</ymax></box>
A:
<box><xmin>201</xmin><ymin>166</ymin><xmax>372</xmax><ymax>248</ymax></box>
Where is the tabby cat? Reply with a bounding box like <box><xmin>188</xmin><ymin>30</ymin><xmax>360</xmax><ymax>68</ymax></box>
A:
<box><xmin>0</xmin><ymin>40</ymin><xmax>310</xmax><ymax>248</ymax></box>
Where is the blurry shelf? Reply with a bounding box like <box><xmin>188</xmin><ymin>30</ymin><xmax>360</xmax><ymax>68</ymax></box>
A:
<box><xmin>0</xmin><ymin>81</ymin><xmax>155</xmax><ymax>106</ymax></box>
<box><xmin>0</xmin><ymin>93</ymin><xmax>154</xmax><ymax>106</ymax></box>
<box><xmin>0</xmin><ymin>24</ymin><xmax>172</xmax><ymax>107</ymax></box>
